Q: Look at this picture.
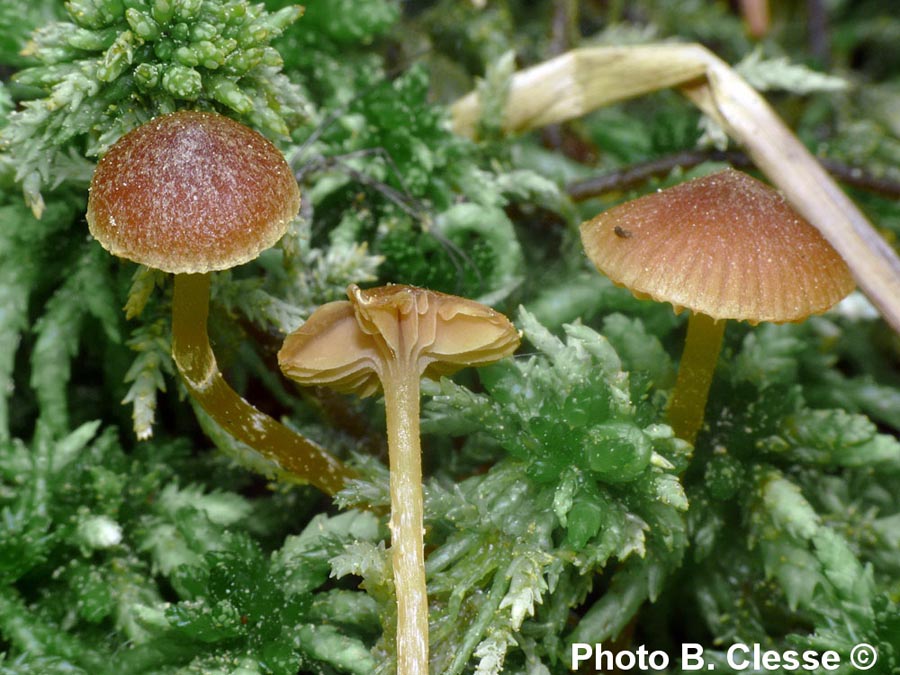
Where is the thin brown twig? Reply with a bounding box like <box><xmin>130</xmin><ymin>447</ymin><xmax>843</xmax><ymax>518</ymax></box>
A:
<box><xmin>807</xmin><ymin>0</ymin><xmax>831</xmax><ymax>66</ymax></box>
<box><xmin>549</xmin><ymin>0</ymin><xmax>578</xmax><ymax>57</ymax></box>
<box><xmin>542</xmin><ymin>0</ymin><xmax>588</xmax><ymax>161</ymax></box>
<box><xmin>739</xmin><ymin>0</ymin><xmax>770</xmax><ymax>39</ymax></box>
<box><xmin>566</xmin><ymin>149</ymin><xmax>900</xmax><ymax>201</ymax></box>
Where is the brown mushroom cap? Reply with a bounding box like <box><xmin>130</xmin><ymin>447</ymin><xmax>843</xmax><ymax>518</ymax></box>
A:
<box><xmin>580</xmin><ymin>168</ymin><xmax>855</xmax><ymax>323</ymax></box>
<box><xmin>278</xmin><ymin>284</ymin><xmax>521</xmax><ymax>397</ymax></box>
<box><xmin>87</xmin><ymin>110</ymin><xmax>300</xmax><ymax>274</ymax></box>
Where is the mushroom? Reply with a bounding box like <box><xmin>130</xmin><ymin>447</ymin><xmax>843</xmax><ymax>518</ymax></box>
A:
<box><xmin>278</xmin><ymin>283</ymin><xmax>520</xmax><ymax>675</ymax></box>
<box><xmin>87</xmin><ymin>110</ymin><xmax>350</xmax><ymax>495</ymax></box>
<box><xmin>580</xmin><ymin>168</ymin><xmax>855</xmax><ymax>443</ymax></box>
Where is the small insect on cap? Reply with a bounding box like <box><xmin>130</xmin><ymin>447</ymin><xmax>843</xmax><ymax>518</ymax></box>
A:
<box><xmin>87</xmin><ymin>110</ymin><xmax>300</xmax><ymax>274</ymax></box>
<box><xmin>580</xmin><ymin>168</ymin><xmax>855</xmax><ymax>324</ymax></box>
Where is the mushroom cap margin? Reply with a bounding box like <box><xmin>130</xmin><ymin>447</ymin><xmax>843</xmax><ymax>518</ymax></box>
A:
<box><xmin>579</xmin><ymin>169</ymin><xmax>855</xmax><ymax>324</ymax></box>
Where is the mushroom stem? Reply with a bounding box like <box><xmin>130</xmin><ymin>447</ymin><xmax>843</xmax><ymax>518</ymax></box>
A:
<box><xmin>171</xmin><ymin>273</ymin><xmax>351</xmax><ymax>495</ymax></box>
<box><xmin>277</xmin><ymin>284</ymin><xmax>519</xmax><ymax>673</ymax></box>
<box><xmin>381</xmin><ymin>362</ymin><xmax>429</xmax><ymax>675</ymax></box>
<box><xmin>666</xmin><ymin>312</ymin><xmax>726</xmax><ymax>444</ymax></box>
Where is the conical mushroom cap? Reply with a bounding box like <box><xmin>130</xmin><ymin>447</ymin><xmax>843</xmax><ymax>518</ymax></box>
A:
<box><xmin>580</xmin><ymin>169</ymin><xmax>855</xmax><ymax>323</ymax></box>
<box><xmin>87</xmin><ymin>111</ymin><xmax>300</xmax><ymax>274</ymax></box>
<box><xmin>278</xmin><ymin>284</ymin><xmax>521</xmax><ymax>397</ymax></box>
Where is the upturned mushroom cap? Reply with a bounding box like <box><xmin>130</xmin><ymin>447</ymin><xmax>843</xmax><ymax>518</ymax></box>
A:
<box><xmin>580</xmin><ymin>168</ymin><xmax>855</xmax><ymax>323</ymax></box>
<box><xmin>278</xmin><ymin>284</ymin><xmax>521</xmax><ymax>397</ymax></box>
<box><xmin>87</xmin><ymin>110</ymin><xmax>300</xmax><ymax>274</ymax></box>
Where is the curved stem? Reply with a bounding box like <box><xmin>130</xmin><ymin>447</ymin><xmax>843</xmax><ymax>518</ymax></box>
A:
<box><xmin>667</xmin><ymin>312</ymin><xmax>726</xmax><ymax>444</ymax></box>
<box><xmin>171</xmin><ymin>273</ymin><xmax>352</xmax><ymax>496</ymax></box>
<box><xmin>381</xmin><ymin>363</ymin><xmax>429</xmax><ymax>675</ymax></box>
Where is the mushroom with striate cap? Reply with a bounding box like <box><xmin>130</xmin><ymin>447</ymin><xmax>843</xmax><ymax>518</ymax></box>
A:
<box><xmin>87</xmin><ymin>109</ymin><xmax>351</xmax><ymax>495</ymax></box>
<box><xmin>278</xmin><ymin>283</ymin><xmax>520</xmax><ymax>675</ymax></box>
<box><xmin>580</xmin><ymin>168</ymin><xmax>855</xmax><ymax>444</ymax></box>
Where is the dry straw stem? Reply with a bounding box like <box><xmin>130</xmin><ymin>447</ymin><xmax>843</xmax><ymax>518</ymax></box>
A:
<box><xmin>451</xmin><ymin>44</ymin><xmax>900</xmax><ymax>333</ymax></box>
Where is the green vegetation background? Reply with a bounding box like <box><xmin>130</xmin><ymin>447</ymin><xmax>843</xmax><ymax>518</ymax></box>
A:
<box><xmin>1</xmin><ymin>0</ymin><xmax>900</xmax><ymax>673</ymax></box>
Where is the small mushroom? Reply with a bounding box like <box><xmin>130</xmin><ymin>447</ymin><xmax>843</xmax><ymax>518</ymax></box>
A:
<box><xmin>580</xmin><ymin>168</ymin><xmax>855</xmax><ymax>443</ymax></box>
<box><xmin>87</xmin><ymin>110</ymin><xmax>350</xmax><ymax>495</ymax></box>
<box><xmin>278</xmin><ymin>283</ymin><xmax>520</xmax><ymax>675</ymax></box>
